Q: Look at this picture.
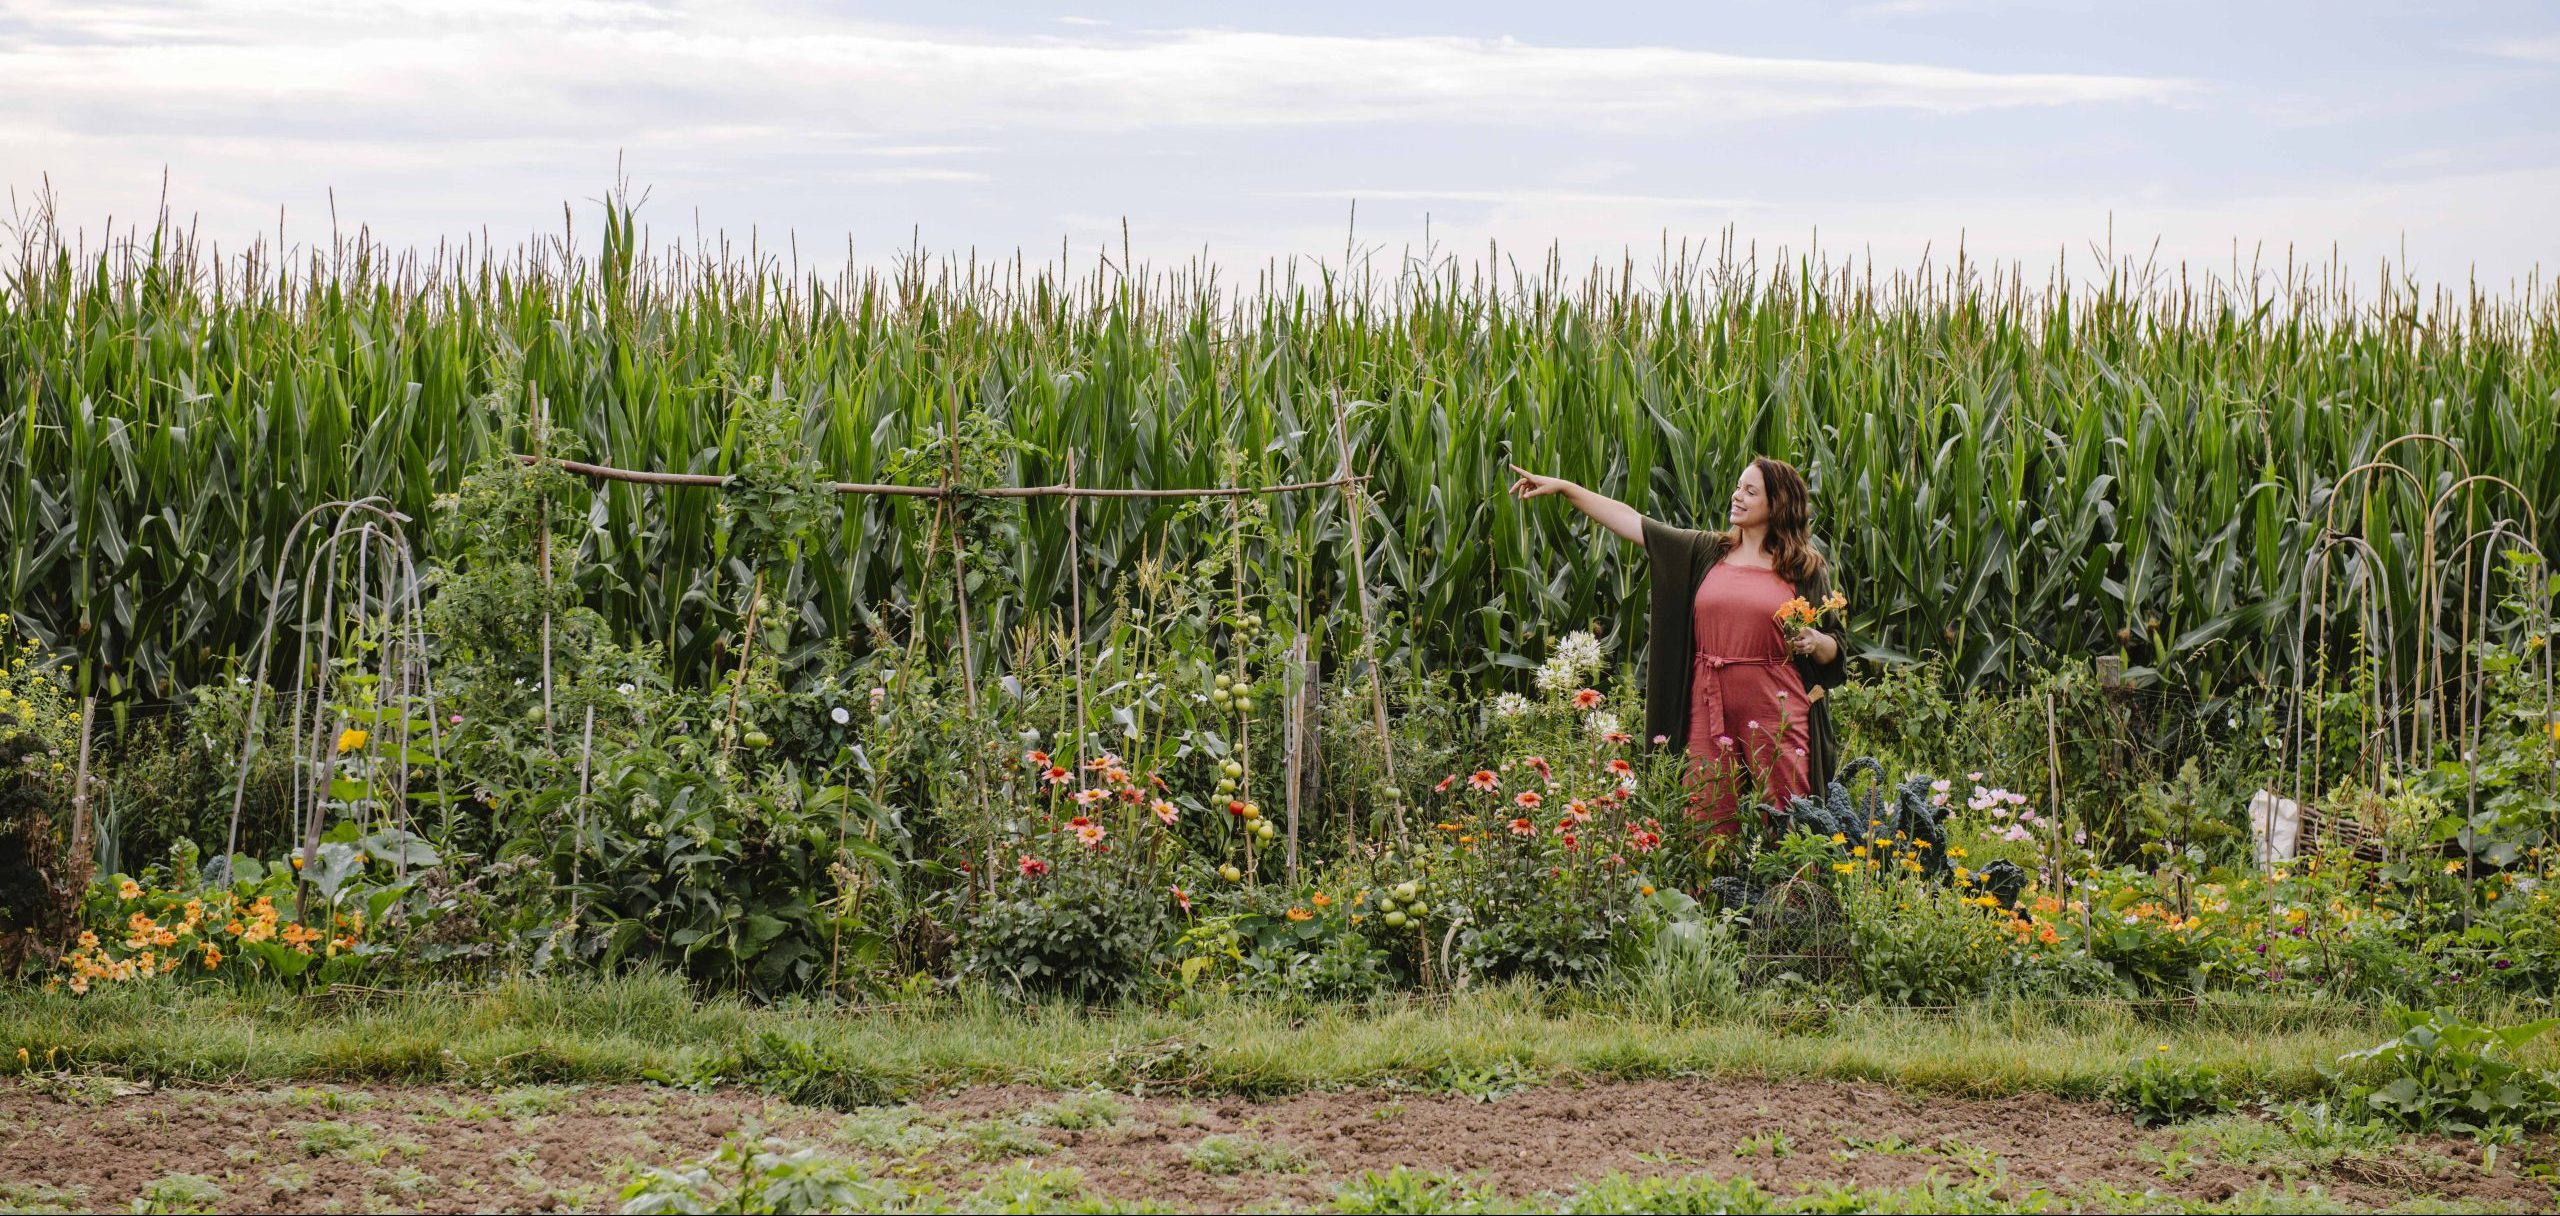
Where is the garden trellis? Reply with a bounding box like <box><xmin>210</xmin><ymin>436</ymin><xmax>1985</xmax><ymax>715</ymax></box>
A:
<box><xmin>2279</xmin><ymin>439</ymin><xmax>2554</xmax><ymax>898</ymax></box>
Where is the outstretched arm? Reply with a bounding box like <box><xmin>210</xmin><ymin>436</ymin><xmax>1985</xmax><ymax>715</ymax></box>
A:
<box><xmin>1507</xmin><ymin>465</ymin><xmax>1646</xmax><ymax>545</ymax></box>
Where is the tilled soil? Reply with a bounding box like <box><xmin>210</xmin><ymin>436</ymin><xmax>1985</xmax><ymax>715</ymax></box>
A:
<box><xmin>0</xmin><ymin>1078</ymin><xmax>836</xmax><ymax>1213</ymax></box>
<box><xmin>3</xmin><ymin>1074</ymin><xmax>2550</xmax><ymax>1213</ymax></box>
<box><xmin>927</xmin><ymin>1079</ymin><xmax>2552</xmax><ymax>1213</ymax></box>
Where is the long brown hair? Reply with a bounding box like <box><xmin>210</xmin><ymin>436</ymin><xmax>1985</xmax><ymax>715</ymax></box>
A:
<box><xmin>1717</xmin><ymin>457</ymin><xmax>1825</xmax><ymax>585</ymax></box>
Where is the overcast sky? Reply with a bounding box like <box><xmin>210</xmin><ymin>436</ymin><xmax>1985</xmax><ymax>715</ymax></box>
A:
<box><xmin>4</xmin><ymin>0</ymin><xmax>2556</xmax><ymax>294</ymax></box>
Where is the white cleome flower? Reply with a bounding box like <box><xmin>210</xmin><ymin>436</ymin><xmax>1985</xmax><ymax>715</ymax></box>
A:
<box><xmin>1556</xmin><ymin>630</ymin><xmax>1605</xmax><ymax>674</ymax></box>
<box><xmin>1584</xmin><ymin>710</ymin><xmax>1622</xmax><ymax>739</ymax></box>
<box><xmin>830</xmin><ymin>706</ymin><xmax>851</xmax><ymax>725</ymax></box>
<box><xmin>1532</xmin><ymin>657</ymin><xmax>1577</xmax><ymax>696</ymax></box>
<box><xmin>1492</xmin><ymin>692</ymin><xmax>1532</xmax><ymax>719</ymax></box>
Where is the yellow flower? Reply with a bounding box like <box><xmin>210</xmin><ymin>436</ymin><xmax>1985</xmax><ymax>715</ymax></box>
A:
<box><xmin>1851</xmin><ymin>846</ymin><xmax>1868</xmax><ymax>859</ymax></box>
<box><xmin>1829</xmin><ymin>833</ymin><xmax>1846</xmax><ymax>845</ymax></box>
<box><xmin>2156</xmin><ymin>1043</ymin><xmax>2170</xmax><ymax>1052</ymax></box>
<box><xmin>2443</xmin><ymin>860</ymin><xmax>2463</xmax><ymax>874</ymax></box>
<box><xmin>336</xmin><ymin>728</ymin><xmax>369</xmax><ymax>753</ymax></box>
<box><xmin>116</xmin><ymin>878</ymin><xmax>141</xmax><ymax>901</ymax></box>
<box><xmin>1832</xmin><ymin>863</ymin><xmax>1856</xmax><ymax>875</ymax></box>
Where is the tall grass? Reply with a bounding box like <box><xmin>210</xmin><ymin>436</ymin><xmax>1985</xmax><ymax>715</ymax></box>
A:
<box><xmin>0</xmin><ymin>972</ymin><xmax>2466</xmax><ymax>1101</ymax></box>
<box><xmin>5</xmin><ymin>196</ymin><xmax>2553</xmax><ymax>710</ymax></box>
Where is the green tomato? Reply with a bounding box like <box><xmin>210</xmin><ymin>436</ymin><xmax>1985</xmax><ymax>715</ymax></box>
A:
<box><xmin>743</xmin><ymin>729</ymin><xmax>773</xmax><ymax>749</ymax></box>
<box><xmin>1237</xmin><ymin>696</ymin><xmax>1258</xmax><ymax>715</ymax></box>
<box><xmin>1378</xmin><ymin>897</ymin><xmax>1399</xmax><ymax>913</ymax></box>
<box><xmin>1214</xmin><ymin>673</ymin><xmax>1233</xmax><ymax>689</ymax></box>
<box><xmin>1383</xmin><ymin>910</ymin><xmax>1408</xmax><ymax>928</ymax></box>
<box><xmin>1255</xmin><ymin>821</ymin><xmax>1276</xmax><ymax>840</ymax></box>
<box><xmin>1222</xmin><ymin>760</ymin><xmax>1244</xmax><ymax>779</ymax></box>
<box><xmin>1405</xmin><ymin>902</ymin><xmax>1429</xmax><ymax>918</ymax></box>
<box><xmin>1393</xmin><ymin>881</ymin><xmax>1419</xmax><ymax>903</ymax></box>
<box><xmin>1211</xmin><ymin>688</ymin><xmax>1232</xmax><ymax>705</ymax></box>
<box><xmin>1219</xmin><ymin>864</ymin><xmax>1242</xmax><ymax>883</ymax></box>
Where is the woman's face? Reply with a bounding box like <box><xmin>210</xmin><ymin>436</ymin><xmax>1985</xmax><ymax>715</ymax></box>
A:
<box><xmin>1727</xmin><ymin>464</ymin><xmax>1768</xmax><ymax>529</ymax></box>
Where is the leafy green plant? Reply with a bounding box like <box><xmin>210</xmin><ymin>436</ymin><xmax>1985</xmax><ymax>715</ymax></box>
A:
<box><xmin>656</xmin><ymin>1032</ymin><xmax>904</xmax><ymax>1112</ymax></box>
<box><xmin>961</xmin><ymin>845</ymin><xmax>1174</xmax><ymax>1001</ymax></box>
<box><xmin>2329</xmin><ymin>1010</ymin><xmax>2560</xmax><ymax>1135</ymax></box>
<box><xmin>2108</xmin><ymin>1052</ymin><xmax>2236</xmax><ymax>1127</ymax></box>
<box><xmin>1183</xmin><ymin>1133</ymin><xmax>1309</xmax><ymax>1175</ymax></box>
<box><xmin>619</xmin><ymin>1134</ymin><xmax>897</xmax><ymax>1215</ymax></box>
<box><xmin>1330</xmin><ymin>1166</ymin><xmax>1505</xmax><ymax>1214</ymax></box>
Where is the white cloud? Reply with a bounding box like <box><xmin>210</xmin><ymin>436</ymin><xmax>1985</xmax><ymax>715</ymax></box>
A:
<box><xmin>0</xmin><ymin>3</ymin><xmax>2192</xmax><ymax>148</ymax></box>
<box><xmin>1274</xmin><ymin>189</ymin><xmax>1763</xmax><ymax>210</ymax></box>
<box><xmin>2469</xmin><ymin>36</ymin><xmax>2560</xmax><ymax>64</ymax></box>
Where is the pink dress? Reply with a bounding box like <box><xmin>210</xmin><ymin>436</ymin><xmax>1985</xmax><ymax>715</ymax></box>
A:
<box><xmin>1684</xmin><ymin>562</ymin><xmax>1812</xmax><ymax>835</ymax></box>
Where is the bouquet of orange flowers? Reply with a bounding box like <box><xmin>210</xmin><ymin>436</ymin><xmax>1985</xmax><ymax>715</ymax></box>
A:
<box><xmin>1776</xmin><ymin>590</ymin><xmax>1848</xmax><ymax>643</ymax></box>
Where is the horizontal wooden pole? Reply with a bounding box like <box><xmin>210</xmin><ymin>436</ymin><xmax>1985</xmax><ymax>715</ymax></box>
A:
<box><xmin>516</xmin><ymin>454</ymin><xmax>1367</xmax><ymax>499</ymax></box>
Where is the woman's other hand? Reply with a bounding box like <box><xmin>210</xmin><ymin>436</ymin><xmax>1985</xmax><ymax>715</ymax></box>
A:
<box><xmin>1789</xmin><ymin>626</ymin><xmax>1836</xmax><ymax>661</ymax></box>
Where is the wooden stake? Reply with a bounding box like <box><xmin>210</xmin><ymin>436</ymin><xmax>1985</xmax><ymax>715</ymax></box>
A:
<box><xmin>1066</xmin><ymin>451</ymin><xmax>1089</xmax><ymax>768</ymax></box>
<box><xmin>2044</xmin><ymin>689</ymin><xmax>2064</xmax><ymax>887</ymax></box>
<box><xmin>568</xmin><ymin>704</ymin><xmax>595</xmax><ymax>929</ymax></box>
<box><xmin>722</xmin><ymin>570</ymin><xmax>765</xmax><ymax>754</ymax></box>
<box><xmin>533</xmin><ymin>385</ymin><xmax>555</xmax><ymax>742</ymax></box>
<box><xmin>1284</xmin><ymin>634</ymin><xmax>1305</xmax><ymax>883</ymax></box>
<box><xmin>1329</xmin><ymin>390</ymin><xmax>1406</xmax><ymax>844</ymax></box>
<box><xmin>65</xmin><ymin>696</ymin><xmax>97</xmax><ymax>903</ymax></box>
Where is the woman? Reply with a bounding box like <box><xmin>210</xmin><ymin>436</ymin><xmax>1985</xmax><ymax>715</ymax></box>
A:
<box><xmin>1508</xmin><ymin>459</ymin><xmax>1848</xmax><ymax>836</ymax></box>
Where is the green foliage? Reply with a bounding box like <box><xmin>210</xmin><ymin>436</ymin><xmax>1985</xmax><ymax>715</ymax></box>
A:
<box><xmin>619</xmin><ymin>1134</ymin><xmax>898</xmax><ymax>1215</ymax></box>
<box><xmin>1331</xmin><ymin>1166</ymin><xmax>1507</xmax><ymax>1214</ymax></box>
<box><xmin>1182</xmin><ymin>1133</ymin><xmax>1309</xmax><ymax>1175</ymax></box>
<box><xmin>961</xmin><ymin>853</ymin><xmax>1174</xmax><ymax>1001</ymax></box>
<box><xmin>2108</xmin><ymin>1052</ymin><xmax>2237</xmax><ymax>1127</ymax></box>
<box><xmin>1838</xmin><ymin>871</ymin><xmax>2019</xmax><ymax>1007</ymax></box>
<box><xmin>0</xmin><ymin>613</ymin><xmax>79</xmax><ymax>960</ymax></box>
<box><xmin>656</xmin><ymin>1031</ymin><xmax>904</xmax><ymax>1112</ymax></box>
<box><xmin>133</xmin><ymin>1173</ymin><xmax>225</xmax><ymax>1215</ymax></box>
<box><xmin>1620</xmin><ymin>892</ymin><xmax>1749</xmax><ymax>1023</ymax></box>
<box><xmin>2330</xmin><ymin>1010</ymin><xmax>2560</xmax><ymax>1135</ymax></box>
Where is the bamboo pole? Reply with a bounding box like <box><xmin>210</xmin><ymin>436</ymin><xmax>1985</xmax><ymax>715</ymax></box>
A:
<box><xmin>512</xmin><ymin>453</ymin><xmax>1366</xmax><ymax>499</ymax></box>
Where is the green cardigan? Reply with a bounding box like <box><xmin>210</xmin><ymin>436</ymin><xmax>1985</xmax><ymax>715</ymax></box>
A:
<box><xmin>1639</xmin><ymin>516</ymin><xmax>1849</xmax><ymax>793</ymax></box>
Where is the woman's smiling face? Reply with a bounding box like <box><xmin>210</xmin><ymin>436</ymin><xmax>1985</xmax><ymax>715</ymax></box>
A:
<box><xmin>1728</xmin><ymin>464</ymin><xmax>1768</xmax><ymax>529</ymax></box>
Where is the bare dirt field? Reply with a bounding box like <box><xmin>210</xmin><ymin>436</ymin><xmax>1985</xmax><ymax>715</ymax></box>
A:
<box><xmin>3</xmin><ymin>1074</ymin><xmax>2548</xmax><ymax>1213</ymax></box>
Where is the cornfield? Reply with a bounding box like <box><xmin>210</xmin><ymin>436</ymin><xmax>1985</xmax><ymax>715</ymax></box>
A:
<box><xmin>6</xmin><ymin>198</ymin><xmax>2556</xmax><ymax>713</ymax></box>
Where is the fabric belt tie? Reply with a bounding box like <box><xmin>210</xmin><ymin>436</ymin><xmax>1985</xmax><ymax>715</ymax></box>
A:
<box><xmin>1690</xmin><ymin>651</ymin><xmax>1785</xmax><ymax>752</ymax></box>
